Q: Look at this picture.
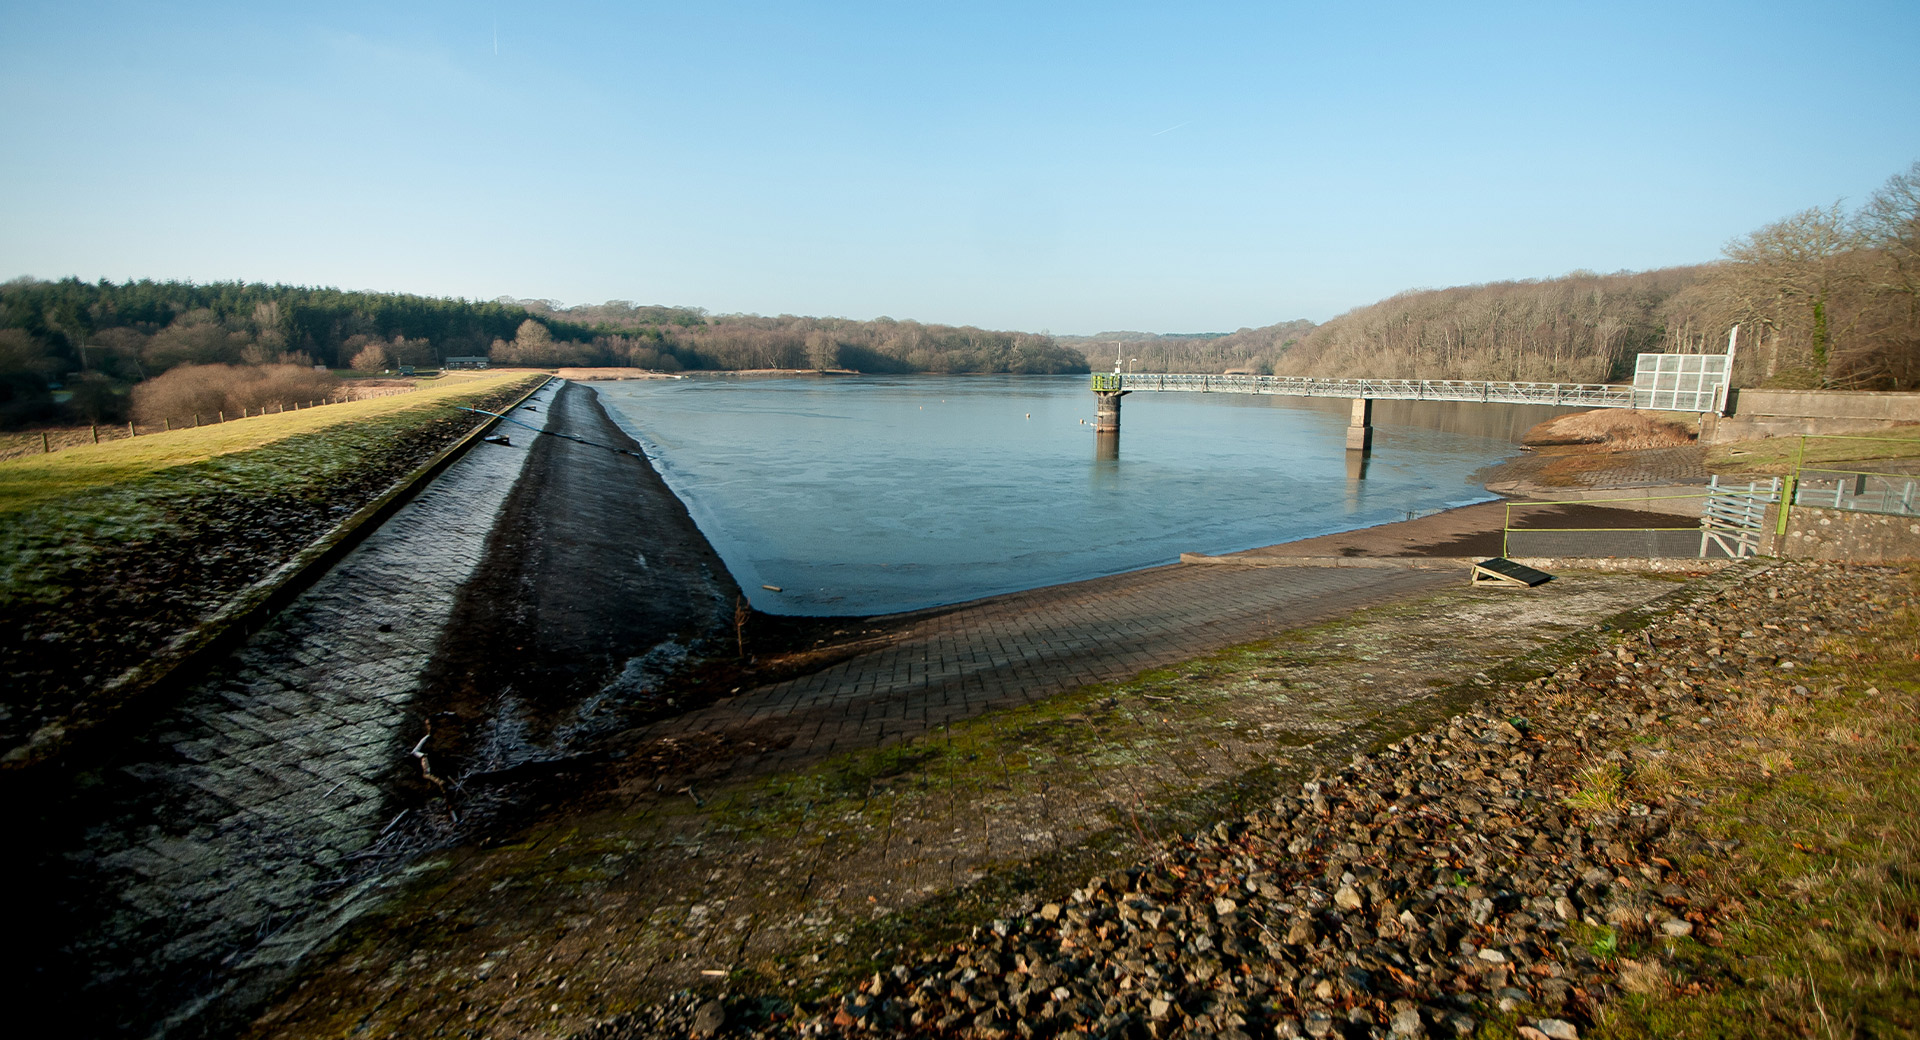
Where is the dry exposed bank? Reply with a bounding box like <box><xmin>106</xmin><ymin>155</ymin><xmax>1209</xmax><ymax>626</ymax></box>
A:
<box><xmin>605</xmin><ymin>561</ymin><xmax>1918</xmax><ymax>1040</ymax></box>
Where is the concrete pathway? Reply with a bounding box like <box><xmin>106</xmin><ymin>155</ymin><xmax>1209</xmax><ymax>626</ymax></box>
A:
<box><xmin>245</xmin><ymin>560</ymin><xmax>1695</xmax><ymax>1039</ymax></box>
<box><xmin>24</xmin><ymin>377</ymin><xmax>1690</xmax><ymax>1040</ymax></box>
<box><xmin>630</xmin><ymin>563</ymin><xmax>1457</xmax><ymax>789</ymax></box>
<box><xmin>21</xmin><ymin>385</ymin><xmax>561</xmax><ymax>1038</ymax></box>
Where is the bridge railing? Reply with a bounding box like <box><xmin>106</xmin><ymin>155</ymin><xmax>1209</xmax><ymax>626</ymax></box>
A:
<box><xmin>1090</xmin><ymin>372</ymin><xmax>1634</xmax><ymax>407</ymax></box>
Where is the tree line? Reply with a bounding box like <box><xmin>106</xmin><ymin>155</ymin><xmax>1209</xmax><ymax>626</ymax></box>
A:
<box><xmin>1696</xmin><ymin>161</ymin><xmax>1919</xmax><ymax>389</ymax></box>
<box><xmin>5</xmin><ymin>161</ymin><xmax>1911</xmax><ymax>428</ymax></box>
<box><xmin>0</xmin><ymin>281</ymin><xmax>1085</xmax><ymax>428</ymax></box>
<box><xmin>1267</xmin><ymin>267</ymin><xmax>1711</xmax><ymax>384</ymax></box>
<box><xmin>491</xmin><ymin>310</ymin><xmax>1086</xmax><ymax>376</ymax></box>
<box><xmin>1060</xmin><ymin>276</ymin><xmax>1708</xmax><ymax>383</ymax></box>
<box><xmin>1070</xmin><ymin>161</ymin><xmax>1919</xmax><ymax>390</ymax></box>
<box><xmin>1057</xmin><ymin>322</ymin><xmax>1317</xmax><ymax>376</ymax></box>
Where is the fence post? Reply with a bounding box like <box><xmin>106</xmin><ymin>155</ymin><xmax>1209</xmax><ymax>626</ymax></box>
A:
<box><xmin>128</xmin><ymin>421</ymin><xmax>135</xmax><ymax>438</ymax></box>
<box><xmin>91</xmin><ymin>424</ymin><xmax>99</xmax><ymax>444</ymax></box>
<box><xmin>218</xmin><ymin>411</ymin><xmax>225</xmax><ymax>423</ymax></box>
<box><xmin>1776</xmin><ymin>436</ymin><xmax>1805</xmax><ymax>538</ymax></box>
<box><xmin>42</xmin><ymin>431</ymin><xmax>51</xmax><ymax>453</ymax></box>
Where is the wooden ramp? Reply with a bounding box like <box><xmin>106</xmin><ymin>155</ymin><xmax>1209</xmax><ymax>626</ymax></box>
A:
<box><xmin>1472</xmin><ymin>557</ymin><xmax>1554</xmax><ymax>587</ymax></box>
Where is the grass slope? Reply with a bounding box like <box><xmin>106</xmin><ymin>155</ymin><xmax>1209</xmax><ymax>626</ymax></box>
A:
<box><xmin>0</xmin><ymin>373</ymin><xmax>521</xmax><ymax>515</ymax></box>
<box><xmin>0</xmin><ymin>372</ymin><xmax>542</xmax><ymax>764</ymax></box>
<box><xmin>1710</xmin><ymin>428</ymin><xmax>1920</xmax><ymax>475</ymax></box>
<box><xmin>1592</xmin><ymin>572</ymin><xmax>1919</xmax><ymax>1039</ymax></box>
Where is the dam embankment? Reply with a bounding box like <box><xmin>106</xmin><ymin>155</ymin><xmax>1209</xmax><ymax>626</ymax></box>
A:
<box><xmin>8</xmin><ymin>378</ymin><xmax>1741</xmax><ymax>1038</ymax></box>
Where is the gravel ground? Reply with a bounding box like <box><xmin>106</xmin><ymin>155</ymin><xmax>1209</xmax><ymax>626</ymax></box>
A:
<box><xmin>602</xmin><ymin>560</ymin><xmax>1912</xmax><ymax>1040</ymax></box>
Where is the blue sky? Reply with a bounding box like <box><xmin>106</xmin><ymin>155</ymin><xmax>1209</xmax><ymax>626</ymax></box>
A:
<box><xmin>3</xmin><ymin>1</ymin><xmax>1916</xmax><ymax>333</ymax></box>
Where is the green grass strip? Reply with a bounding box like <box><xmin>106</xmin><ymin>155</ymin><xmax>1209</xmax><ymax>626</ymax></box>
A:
<box><xmin>0</xmin><ymin>373</ymin><xmax>538</xmax><ymax>607</ymax></box>
<box><xmin>0</xmin><ymin>373</ymin><xmax>528</xmax><ymax>516</ymax></box>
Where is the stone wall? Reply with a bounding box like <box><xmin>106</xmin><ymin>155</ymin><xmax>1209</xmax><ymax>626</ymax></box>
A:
<box><xmin>1764</xmin><ymin>504</ymin><xmax>1920</xmax><ymax>562</ymax></box>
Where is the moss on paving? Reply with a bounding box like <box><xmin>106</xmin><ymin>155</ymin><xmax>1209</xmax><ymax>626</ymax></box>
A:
<box><xmin>243</xmin><ymin>568</ymin><xmax>1747</xmax><ymax>1037</ymax></box>
<box><xmin>704</xmin><ymin>569</ymin><xmax>1753</xmax><ymax>1004</ymax></box>
<box><xmin>702</xmin><ymin>562</ymin><xmax>1914</xmax><ymax>1039</ymax></box>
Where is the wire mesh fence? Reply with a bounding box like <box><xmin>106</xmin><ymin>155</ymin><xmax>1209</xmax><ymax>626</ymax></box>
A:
<box><xmin>1793</xmin><ymin>468</ymin><xmax>1920</xmax><ymax>516</ymax></box>
<box><xmin>1500</xmin><ymin>432</ymin><xmax>1920</xmax><ymax>561</ymax></box>
<box><xmin>1773</xmin><ymin>435</ymin><xmax>1920</xmax><ymax>538</ymax></box>
<box><xmin>1500</xmin><ymin>486</ymin><xmax>1766</xmax><ymax>560</ymax></box>
<box><xmin>1504</xmin><ymin>527</ymin><xmax>1727</xmax><ymax>559</ymax></box>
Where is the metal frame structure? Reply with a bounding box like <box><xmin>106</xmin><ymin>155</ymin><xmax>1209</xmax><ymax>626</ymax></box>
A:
<box><xmin>1631</xmin><ymin>353</ymin><xmax>1732</xmax><ymax>412</ymax></box>
<box><xmin>1089</xmin><ymin>372</ymin><xmax>1634</xmax><ymax>407</ymax></box>
<box><xmin>1700</xmin><ymin>475</ymin><xmax>1779</xmax><ymax>559</ymax></box>
<box><xmin>1775</xmin><ymin>434</ymin><xmax>1920</xmax><ymax>535</ymax></box>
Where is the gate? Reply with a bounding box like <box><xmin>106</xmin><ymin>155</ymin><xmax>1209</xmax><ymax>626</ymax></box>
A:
<box><xmin>1699</xmin><ymin>475</ymin><xmax>1778</xmax><ymax>559</ymax></box>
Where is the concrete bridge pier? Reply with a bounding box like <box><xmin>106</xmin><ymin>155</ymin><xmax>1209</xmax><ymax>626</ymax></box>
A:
<box><xmin>1094</xmin><ymin>389</ymin><xmax>1128</xmax><ymax>432</ymax></box>
<box><xmin>1345</xmin><ymin>397</ymin><xmax>1373</xmax><ymax>452</ymax></box>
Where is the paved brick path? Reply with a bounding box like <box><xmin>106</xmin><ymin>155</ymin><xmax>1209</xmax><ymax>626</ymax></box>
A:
<box><xmin>1484</xmin><ymin>444</ymin><xmax>1709</xmax><ymax>494</ymax></box>
<box><xmin>23</xmin><ymin>380</ymin><xmax>1483</xmax><ymax>1037</ymax></box>
<box><xmin>227</xmin><ymin>384</ymin><xmax>1751</xmax><ymax>1039</ymax></box>
<box><xmin>634</xmin><ymin>563</ymin><xmax>1456</xmax><ymax>789</ymax></box>
<box><xmin>24</xmin><ymin>386</ymin><xmax>560</xmax><ymax>1037</ymax></box>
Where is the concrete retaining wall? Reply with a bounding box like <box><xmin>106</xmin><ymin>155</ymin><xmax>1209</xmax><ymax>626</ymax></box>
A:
<box><xmin>1764</xmin><ymin>505</ymin><xmax>1920</xmax><ymax>563</ymax></box>
<box><xmin>1731</xmin><ymin>389</ymin><xmax>1920</xmax><ymax>420</ymax></box>
<box><xmin>1714</xmin><ymin>389</ymin><xmax>1920</xmax><ymax>443</ymax></box>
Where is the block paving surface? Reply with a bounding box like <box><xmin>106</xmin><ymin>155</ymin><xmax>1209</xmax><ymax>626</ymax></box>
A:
<box><xmin>249</xmin><ymin>564</ymin><xmax>1686</xmax><ymax>1040</ymax></box>
<box><xmin>23</xmin><ymin>384</ymin><xmax>561</xmax><ymax>1037</ymax></box>
<box><xmin>637</xmin><ymin>564</ymin><xmax>1456</xmax><ymax>777</ymax></box>
<box><xmin>22</xmin><ymin>381</ymin><xmax>1715</xmax><ymax>1040</ymax></box>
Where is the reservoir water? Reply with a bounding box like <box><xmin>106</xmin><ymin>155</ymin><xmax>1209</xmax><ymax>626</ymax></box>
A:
<box><xmin>593</xmin><ymin>374</ymin><xmax>1573</xmax><ymax>616</ymax></box>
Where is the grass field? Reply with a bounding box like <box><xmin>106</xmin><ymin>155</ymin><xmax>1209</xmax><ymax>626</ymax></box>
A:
<box><xmin>1710</xmin><ymin>427</ymin><xmax>1920</xmax><ymax>476</ymax></box>
<box><xmin>1593</xmin><ymin>570</ymin><xmax>1920</xmax><ymax>1039</ymax></box>
<box><xmin>0</xmin><ymin>372</ymin><xmax>529</xmax><ymax>517</ymax></box>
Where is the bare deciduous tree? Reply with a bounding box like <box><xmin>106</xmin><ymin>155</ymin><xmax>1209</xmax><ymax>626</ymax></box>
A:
<box><xmin>1714</xmin><ymin>203</ymin><xmax>1863</xmax><ymax>380</ymax></box>
<box><xmin>349</xmin><ymin>340</ymin><xmax>391</xmax><ymax>372</ymax></box>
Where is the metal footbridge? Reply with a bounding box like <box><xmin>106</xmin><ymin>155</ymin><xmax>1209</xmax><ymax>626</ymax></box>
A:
<box><xmin>1089</xmin><ymin>351</ymin><xmax>1734</xmax><ymax>452</ymax></box>
<box><xmin>1089</xmin><ymin>372</ymin><xmax>1634</xmax><ymax>407</ymax></box>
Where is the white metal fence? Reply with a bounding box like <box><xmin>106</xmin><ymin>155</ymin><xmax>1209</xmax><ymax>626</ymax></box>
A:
<box><xmin>1092</xmin><ymin>372</ymin><xmax>1634</xmax><ymax>407</ymax></box>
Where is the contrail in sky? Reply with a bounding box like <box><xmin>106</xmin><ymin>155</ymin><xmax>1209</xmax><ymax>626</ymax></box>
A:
<box><xmin>1151</xmin><ymin>121</ymin><xmax>1191</xmax><ymax>136</ymax></box>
